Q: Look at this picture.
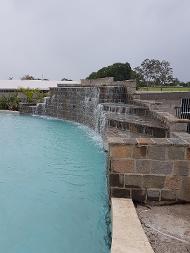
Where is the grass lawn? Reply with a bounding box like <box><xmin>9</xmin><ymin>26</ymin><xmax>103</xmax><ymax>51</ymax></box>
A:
<box><xmin>138</xmin><ymin>86</ymin><xmax>190</xmax><ymax>92</ymax></box>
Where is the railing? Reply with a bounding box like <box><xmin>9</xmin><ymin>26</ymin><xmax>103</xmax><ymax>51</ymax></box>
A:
<box><xmin>175</xmin><ymin>106</ymin><xmax>190</xmax><ymax>119</ymax></box>
<box><xmin>175</xmin><ymin>98</ymin><xmax>190</xmax><ymax>133</ymax></box>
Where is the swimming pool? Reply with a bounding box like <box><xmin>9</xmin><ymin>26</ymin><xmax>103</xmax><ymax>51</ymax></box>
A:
<box><xmin>0</xmin><ymin>113</ymin><xmax>110</xmax><ymax>253</ymax></box>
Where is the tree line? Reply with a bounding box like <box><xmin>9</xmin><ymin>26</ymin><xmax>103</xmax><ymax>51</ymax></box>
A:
<box><xmin>87</xmin><ymin>59</ymin><xmax>189</xmax><ymax>89</ymax></box>
<box><xmin>9</xmin><ymin>75</ymin><xmax>72</xmax><ymax>81</ymax></box>
<box><xmin>7</xmin><ymin>59</ymin><xmax>189</xmax><ymax>90</ymax></box>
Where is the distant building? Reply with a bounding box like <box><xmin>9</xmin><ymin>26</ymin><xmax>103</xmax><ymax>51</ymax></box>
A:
<box><xmin>0</xmin><ymin>80</ymin><xmax>81</xmax><ymax>98</ymax></box>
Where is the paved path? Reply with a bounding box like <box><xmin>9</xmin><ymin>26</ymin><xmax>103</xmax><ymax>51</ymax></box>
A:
<box><xmin>111</xmin><ymin>198</ymin><xmax>154</xmax><ymax>253</ymax></box>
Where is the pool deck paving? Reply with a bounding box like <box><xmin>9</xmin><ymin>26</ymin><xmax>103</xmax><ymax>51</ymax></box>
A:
<box><xmin>111</xmin><ymin>198</ymin><xmax>154</xmax><ymax>253</ymax></box>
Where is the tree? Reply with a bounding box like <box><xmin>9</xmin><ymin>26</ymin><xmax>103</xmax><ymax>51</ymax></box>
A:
<box><xmin>153</xmin><ymin>60</ymin><xmax>173</xmax><ymax>90</ymax></box>
<box><xmin>21</xmin><ymin>75</ymin><xmax>35</xmax><ymax>80</ymax></box>
<box><xmin>131</xmin><ymin>69</ymin><xmax>144</xmax><ymax>89</ymax></box>
<box><xmin>87</xmin><ymin>62</ymin><xmax>132</xmax><ymax>81</ymax></box>
<box><xmin>0</xmin><ymin>94</ymin><xmax>20</xmax><ymax>111</ymax></box>
<box><xmin>18</xmin><ymin>88</ymin><xmax>44</xmax><ymax>103</ymax></box>
<box><xmin>6</xmin><ymin>95</ymin><xmax>20</xmax><ymax>110</ymax></box>
<box><xmin>134</xmin><ymin>59</ymin><xmax>174</xmax><ymax>90</ymax></box>
<box><xmin>61</xmin><ymin>78</ymin><xmax>72</xmax><ymax>81</ymax></box>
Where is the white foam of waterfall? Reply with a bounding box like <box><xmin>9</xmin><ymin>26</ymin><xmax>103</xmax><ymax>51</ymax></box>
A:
<box><xmin>83</xmin><ymin>87</ymin><xmax>100</xmax><ymax>128</ymax></box>
<box><xmin>31</xmin><ymin>106</ymin><xmax>37</xmax><ymax>115</ymax></box>
<box><xmin>33</xmin><ymin>97</ymin><xmax>50</xmax><ymax>116</ymax></box>
<box><xmin>95</xmin><ymin>104</ymin><xmax>107</xmax><ymax>135</ymax></box>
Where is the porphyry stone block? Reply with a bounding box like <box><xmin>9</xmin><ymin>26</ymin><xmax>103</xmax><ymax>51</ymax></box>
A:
<box><xmin>133</xmin><ymin>146</ymin><xmax>147</xmax><ymax>159</ymax></box>
<box><xmin>136</xmin><ymin>159</ymin><xmax>151</xmax><ymax>174</ymax></box>
<box><xmin>137</xmin><ymin>138</ymin><xmax>155</xmax><ymax>145</ymax></box>
<box><xmin>111</xmin><ymin>159</ymin><xmax>135</xmax><ymax>173</ymax></box>
<box><xmin>125</xmin><ymin>174</ymin><xmax>143</xmax><ymax>188</ymax></box>
<box><xmin>177</xmin><ymin>177</ymin><xmax>190</xmax><ymax>201</ymax></box>
<box><xmin>111</xmin><ymin>188</ymin><xmax>131</xmax><ymax>198</ymax></box>
<box><xmin>110</xmin><ymin>145</ymin><xmax>133</xmax><ymax>158</ymax></box>
<box><xmin>152</xmin><ymin>138</ymin><xmax>171</xmax><ymax>145</ymax></box>
<box><xmin>173</xmin><ymin>161</ymin><xmax>190</xmax><ymax>176</ymax></box>
<box><xmin>161</xmin><ymin>190</ymin><xmax>176</xmax><ymax>201</ymax></box>
<box><xmin>131</xmin><ymin>189</ymin><xmax>146</xmax><ymax>202</ymax></box>
<box><xmin>147</xmin><ymin>189</ymin><xmax>160</xmax><ymax>201</ymax></box>
<box><xmin>168</xmin><ymin>138</ymin><xmax>188</xmax><ymax>146</ymax></box>
<box><xmin>143</xmin><ymin>175</ymin><xmax>165</xmax><ymax>189</ymax></box>
<box><xmin>147</xmin><ymin>146</ymin><xmax>166</xmax><ymax>160</ymax></box>
<box><xmin>164</xmin><ymin>176</ymin><xmax>182</xmax><ymax>190</ymax></box>
<box><xmin>186</xmin><ymin>147</ymin><xmax>190</xmax><ymax>160</ymax></box>
<box><xmin>151</xmin><ymin>160</ymin><xmax>173</xmax><ymax>175</ymax></box>
<box><xmin>167</xmin><ymin>146</ymin><xmax>185</xmax><ymax>160</ymax></box>
<box><xmin>169</xmin><ymin>122</ymin><xmax>187</xmax><ymax>132</ymax></box>
<box><xmin>110</xmin><ymin>174</ymin><xmax>124</xmax><ymax>188</ymax></box>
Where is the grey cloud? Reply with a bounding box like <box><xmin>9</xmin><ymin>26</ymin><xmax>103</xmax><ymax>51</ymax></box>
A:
<box><xmin>0</xmin><ymin>0</ymin><xmax>189</xmax><ymax>81</ymax></box>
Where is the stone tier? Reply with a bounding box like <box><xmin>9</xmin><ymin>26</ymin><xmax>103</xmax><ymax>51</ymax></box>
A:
<box><xmin>132</xmin><ymin>99</ymin><xmax>190</xmax><ymax>133</ymax></box>
<box><xmin>105</xmin><ymin>112</ymin><xmax>168</xmax><ymax>138</ymax></box>
<box><xmin>108</xmin><ymin>137</ymin><xmax>190</xmax><ymax>203</ymax></box>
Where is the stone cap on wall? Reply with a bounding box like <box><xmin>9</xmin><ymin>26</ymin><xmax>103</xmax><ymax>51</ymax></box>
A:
<box><xmin>135</xmin><ymin>91</ymin><xmax>190</xmax><ymax>101</ymax></box>
<box><xmin>81</xmin><ymin>77</ymin><xmax>114</xmax><ymax>86</ymax></box>
<box><xmin>80</xmin><ymin>77</ymin><xmax>136</xmax><ymax>90</ymax></box>
<box><xmin>108</xmin><ymin>137</ymin><xmax>190</xmax><ymax>147</ymax></box>
<box><xmin>111</xmin><ymin>198</ymin><xmax>154</xmax><ymax>253</ymax></box>
<box><xmin>55</xmin><ymin>78</ymin><xmax>137</xmax><ymax>94</ymax></box>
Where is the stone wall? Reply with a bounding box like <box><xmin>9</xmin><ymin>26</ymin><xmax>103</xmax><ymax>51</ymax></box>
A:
<box><xmin>46</xmin><ymin>87</ymin><xmax>100</xmax><ymax>128</ymax></box>
<box><xmin>132</xmin><ymin>99</ymin><xmax>189</xmax><ymax>134</ymax></box>
<box><xmin>134</xmin><ymin>92</ymin><xmax>190</xmax><ymax>116</ymax></box>
<box><xmin>33</xmin><ymin>84</ymin><xmax>129</xmax><ymax>129</ymax></box>
<box><xmin>109</xmin><ymin>137</ymin><xmax>190</xmax><ymax>203</ymax></box>
<box><xmin>19</xmin><ymin>78</ymin><xmax>190</xmax><ymax>203</ymax></box>
<box><xmin>19</xmin><ymin>103</ymin><xmax>36</xmax><ymax>114</ymax></box>
<box><xmin>136</xmin><ymin>91</ymin><xmax>190</xmax><ymax>101</ymax></box>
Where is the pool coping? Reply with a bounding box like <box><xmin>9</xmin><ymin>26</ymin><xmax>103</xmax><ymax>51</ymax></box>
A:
<box><xmin>111</xmin><ymin>198</ymin><xmax>154</xmax><ymax>253</ymax></box>
<box><xmin>0</xmin><ymin>110</ymin><xmax>20</xmax><ymax>114</ymax></box>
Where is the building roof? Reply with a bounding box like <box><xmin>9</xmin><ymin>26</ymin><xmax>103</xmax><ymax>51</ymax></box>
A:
<box><xmin>0</xmin><ymin>80</ymin><xmax>81</xmax><ymax>90</ymax></box>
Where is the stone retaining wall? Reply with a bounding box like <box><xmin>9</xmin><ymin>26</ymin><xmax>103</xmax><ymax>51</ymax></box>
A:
<box><xmin>137</xmin><ymin>91</ymin><xmax>190</xmax><ymax>101</ymax></box>
<box><xmin>18</xmin><ymin>78</ymin><xmax>190</xmax><ymax>203</ymax></box>
<box><xmin>45</xmin><ymin>85</ymin><xmax>129</xmax><ymax>129</ymax></box>
<box><xmin>109</xmin><ymin>137</ymin><xmax>190</xmax><ymax>202</ymax></box>
<box><xmin>132</xmin><ymin>99</ymin><xmax>189</xmax><ymax>134</ymax></box>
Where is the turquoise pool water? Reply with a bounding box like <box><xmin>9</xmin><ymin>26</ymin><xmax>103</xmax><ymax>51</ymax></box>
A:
<box><xmin>0</xmin><ymin>113</ymin><xmax>110</xmax><ymax>253</ymax></box>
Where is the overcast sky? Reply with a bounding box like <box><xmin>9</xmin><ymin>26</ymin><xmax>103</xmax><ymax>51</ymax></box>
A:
<box><xmin>0</xmin><ymin>0</ymin><xmax>189</xmax><ymax>81</ymax></box>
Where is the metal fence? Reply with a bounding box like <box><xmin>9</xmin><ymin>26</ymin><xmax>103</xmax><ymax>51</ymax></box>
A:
<box><xmin>176</xmin><ymin>98</ymin><xmax>190</xmax><ymax>133</ymax></box>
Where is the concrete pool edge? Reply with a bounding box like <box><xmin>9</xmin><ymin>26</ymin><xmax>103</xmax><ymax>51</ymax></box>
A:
<box><xmin>0</xmin><ymin>110</ymin><xmax>20</xmax><ymax>114</ymax></box>
<box><xmin>111</xmin><ymin>198</ymin><xmax>154</xmax><ymax>253</ymax></box>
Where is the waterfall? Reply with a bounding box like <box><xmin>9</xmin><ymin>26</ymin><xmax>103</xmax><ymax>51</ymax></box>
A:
<box><xmin>30</xmin><ymin>87</ymin><xmax>108</xmax><ymax>135</ymax></box>
<box><xmin>31</xmin><ymin>106</ymin><xmax>37</xmax><ymax>115</ymax></box>
<box><xmin>95</xmin><ymin>104</ymin><xmax>107</xmax><ymax>135</ymax></box>
<box><xmin>82</xmin><ymin>87</ymin><xmax>100</xmax><ymax>128</ymax></box>
<box><xmin>32</xmin><ymin>97</ymin><xmax>50</xmax><ymax>116</ymax></box>
<box><xmin>83</xmin><ymin>87</ymin><xmax>107</xmax><ymax>135</ymax></box>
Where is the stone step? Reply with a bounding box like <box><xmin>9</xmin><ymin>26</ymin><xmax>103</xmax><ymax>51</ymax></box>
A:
<box><xmin>101</xmin><ymin>103</ymin><xmax>149</xmax><ymax>117</ymax></box>
<box><xmin>105</xmin><ymin>112</ymin><xmax>168</xmax><ymax>138</ymax></box>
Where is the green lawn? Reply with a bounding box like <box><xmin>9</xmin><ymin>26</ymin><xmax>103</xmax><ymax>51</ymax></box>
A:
<box><xmin>138</xmin><ymin>86</ymin><xmax>190</xmax><ymax>92</ymax></box>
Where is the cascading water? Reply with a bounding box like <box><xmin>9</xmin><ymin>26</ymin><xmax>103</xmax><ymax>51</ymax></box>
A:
<box><xmin>82</xmin><ymin>87</ymin><xmax>101</xmax><ymax>128</ymax></box>
<box><xmin>95</xmin><ymin>104</ymin><xmax>107</xmax><ymax>135</ymax></box>
<box><xmin>30</xmin><ymin>86</ymin><xmax>114</xmax><ymax>136</ymax></box>
<box><xmin>33</xmin><ymin>97</ymin><xmax>50</xmax><ymax>116</ymax></box>
<box><xmin>31</xmin><ymin>105</ymin><xmax>37</xmax><ymax>115</ymax></box>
